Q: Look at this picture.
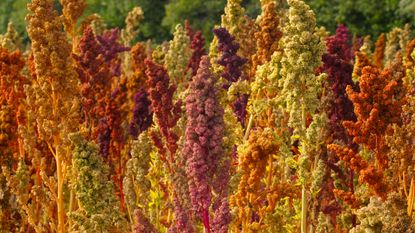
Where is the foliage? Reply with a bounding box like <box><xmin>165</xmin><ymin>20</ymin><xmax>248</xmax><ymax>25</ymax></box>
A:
<box><xmin>306</xmin><ymin>0</ymin><xmax>415</xmax><ymax>38</ymax></box>
<box><xmin>163</xmin><ymin>0</ymin><xmax>227</xmax><ymax>43</ymax></box>
<box><xmin>2</xmin><ymin>0</ymin><xmax>415</xmax><ymax>232</ymax></box>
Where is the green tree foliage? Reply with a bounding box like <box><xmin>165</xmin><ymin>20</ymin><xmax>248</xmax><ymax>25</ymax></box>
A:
<box><xmin>306</xmin><ymin>0</ymin><xmax>415</xmax><ymax>38</ymax></box>
<box><xmin>1</xmin><ymin>0</ymin><xmax>413</xmax><ymax>44</ymax></box>
<box><xmin>243</xmin><ymin>0</ymin><xmax>261</xmax><ymax>18</ymax></box>
<box><xmin>163</xmin><ymin>0</ymin><xmax>261</xmax><ymax>43</ymax></box>
<box><xmin>0</xmin><ymin>0</ymin><xmax>63</xmax><ymax>43</ymax></box>
<box><xmin>84</xmin><ymin>0</ymin><xmax>136</xmax><ymax>29</ymax></box>
<box><xmin>83</xmin><ymin>0</ymin><xmax>170</xmax><ymax>42</ymax></box>
<box><xmin>0</xmin><ymin>0</ymin><xmax>32</xmax><ymax>43</ymax></box>
<box><xmin>163</xmin><ymin>0</ymin><xmax>227</xmax><ymax>42</ymax></box>
<box><xmin>0</xmin><ymin>0</ymin><xmax>169</xmax><ymax>43</ymax></box>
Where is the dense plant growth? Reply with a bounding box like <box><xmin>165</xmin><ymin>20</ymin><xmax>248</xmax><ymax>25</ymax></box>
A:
<box><xmin>1</xmin><ymin>0</ymin><xmax>415</xmax><ymax>232</ymax></box>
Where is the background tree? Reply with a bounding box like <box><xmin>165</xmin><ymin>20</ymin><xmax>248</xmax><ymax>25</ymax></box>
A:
<box><xmin>84</xmin><ymin>0</ymin><xmax>170</xmax><ymax>42</ymax></box>
<box><xmin>4</xmin><ymin>0</ymin><xmax>413</xmax><ymax>45</ymax></box>
<box><xmin>162</xmin><ymin>0</ymin><xmax>262</xmax><ymax>43</ymax></box>
<box><xmin>306</xmin><ymin>0</ymin><xmax>415</xmax><ymax>38</ymax></box>
<box><xmin>163</xmin><ymin>0</ymin><xmax>226</xmax><ymax>43</ymax></box>
<box><xmin>0</xmin><ymin>0</ymin><xmax>170</xmax><ymax>43</ymax></box>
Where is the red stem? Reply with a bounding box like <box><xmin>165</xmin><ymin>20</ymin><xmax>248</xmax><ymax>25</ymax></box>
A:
<box><xmin>202</xmin><ymin>209</ymin><xmax>211</xmax><ymax>233</ymax></box>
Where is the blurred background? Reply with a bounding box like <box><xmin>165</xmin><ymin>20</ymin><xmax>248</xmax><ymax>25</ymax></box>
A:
<box><xmin>1</xmin><ymin>0</ymin><xmax>414</xmax><ymax>44</ymax></box>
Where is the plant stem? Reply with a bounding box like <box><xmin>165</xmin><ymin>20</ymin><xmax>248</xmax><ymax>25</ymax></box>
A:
<box><xmin>301</xmin><ymin>185</ymin><xmax>307</xmax><ymax>233</ymax></box>
<box><xmin>68</xmin><ymin>188</ymin><xmax>75</xmax><ymax>230</ymax></box>
<box><xmin>56</xmin><ymin>147</ymin><xmax>65</xmax><ymax>233</ymax></box>
<box><xmin>244</xmin><ymin>114</ymin><xmax>254</xmax><ymax>141</ymax></box>
<box><xmin>126</xmin><ymin>204</ymin><xmax>134</xmax><ymax>233</ymax></box>
<box><xmin>408</xmin><ymin>178</ymin><xmax>415</xmax><ymax>216</ymax></box>
<box><xmin>301</xmin><ymin>97</ymin><xmax>307</xmax><ymax>233</ymax></box>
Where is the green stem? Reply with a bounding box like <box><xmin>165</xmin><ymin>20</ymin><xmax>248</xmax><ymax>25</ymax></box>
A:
<box><xmin>301</xmin><ymin>97</ymin><xmax>307</xmax><ymax>233</ymax></box>
<box><xmin>126</xmin><ymin>203</ymin><xmax>134</xmax><ymax>233</ymax></box>
<box><xmin>68</xmin><ymin>189</ymin><xmax>74</xmax><ymax>229</ymax></box>
<box><xmin>301</xmin><ymin>185</ymin><xmax>307</xmax><ymax>233</ymax></box>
